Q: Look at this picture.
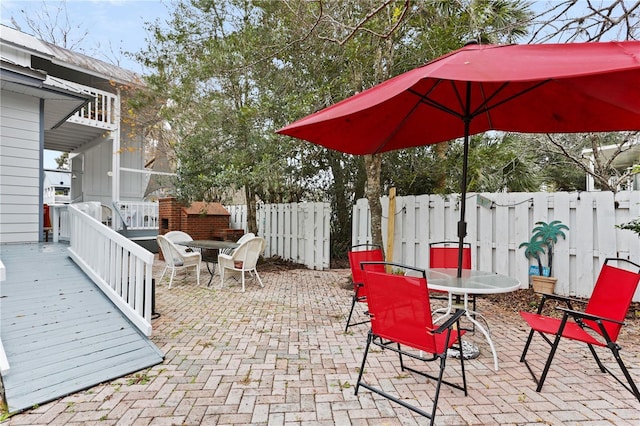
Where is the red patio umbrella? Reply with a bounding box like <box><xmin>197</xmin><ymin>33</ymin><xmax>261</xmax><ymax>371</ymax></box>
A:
<box><xmin>277</xmin><ymin>41</ymin><xmax>640</xmax><ymax>275</ymax></box>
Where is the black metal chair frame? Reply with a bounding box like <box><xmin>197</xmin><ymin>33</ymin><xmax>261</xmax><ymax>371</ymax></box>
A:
<box><xmin>520</xmin><ymin>257</ymin><xmax>640</xmax><ymax>402</ymax></box>
<box><xmin>344</xmin><ymin>243</ymin><xmax>383</xmax><ymax>332</ymax></box>
<box><xmin>355</xmin><ymin>261</ymin><xmax>468</xmax><ymax>425</ymax></box>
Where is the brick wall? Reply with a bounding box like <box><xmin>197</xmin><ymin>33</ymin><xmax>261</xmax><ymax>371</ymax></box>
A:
<box><xmin>158</xmin><ymin>197</ymin><xmax>241</xmax><ymax>241</ymax></box>
<box><xmin>181</xmin><ymin>214</ymin><xmax>230</xmax><ymax>240</ymax></box>
<box><xmin>158</xmin><ymin>197</ymin><xmax>183</xmax><ymax>234</ymax></box>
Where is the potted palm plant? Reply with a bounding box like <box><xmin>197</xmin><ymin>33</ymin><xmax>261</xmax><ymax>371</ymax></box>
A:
<box><xmin>519</xmin><ymin>220</ymin><xmax>569</xmax><ymax>293</ymax></box>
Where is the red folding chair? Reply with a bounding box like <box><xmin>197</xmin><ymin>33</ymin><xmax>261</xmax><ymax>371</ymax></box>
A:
<box><xmin>429</xmin><ymin>241</ymin><xmax>475</xmax><ymax>328</ymax></box>
<box><xmin>355</xmin><ymin>261</ymin><xmax>467</xmax><ymax>424</ymax></box>
<box><xmin>520</xmin><ymin>258</ymin><xmax>640</xmax><ymax>402</ymax></box>
<box><xmin>344</xmin><ymin>244</ymin><xmax>384</xmax><ymax>332</ymax></box>
<box><xmin>429</xmin><ymin>241</ymin><xmax>472</xmax><ymax>270</ymax></box>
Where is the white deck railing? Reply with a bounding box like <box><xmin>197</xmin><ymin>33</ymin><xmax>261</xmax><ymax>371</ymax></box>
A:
<box><xmin>50</xmin><ymin>204</ymin><xmax>73</xmax><ymax>242</ymax></box>
<box><xmin>113</xmin><ymin>201</ymin><xmax>159</xmax><ymax>231</ymax></box>
<box><xmin>67</xmin><ymin>203</ymin><xmax>155</xmax><ymax>336</ymax></box>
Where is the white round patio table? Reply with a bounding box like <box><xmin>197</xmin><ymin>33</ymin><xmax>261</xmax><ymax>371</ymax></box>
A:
<box><xmin>411</xmin><ymin>268</ymin><xmax>520</xmax><ymax>371</ymax></box>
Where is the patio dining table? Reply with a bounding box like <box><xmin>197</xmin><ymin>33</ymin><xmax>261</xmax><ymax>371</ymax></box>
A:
<box><xmin>177</xmin><ymin>240</ymin><xmax>239</xmax><ymax>286</ymax></box>
<box><xmin>409</xmin><ymin>268</ymin><xmax>520</xmax><ymax>371</ymax></box>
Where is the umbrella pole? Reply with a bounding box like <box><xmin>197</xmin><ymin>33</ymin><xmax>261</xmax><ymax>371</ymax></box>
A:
<box><xmin>458</xmin><ymin>85</ymin><xmax>472</xmax><ymax>278</ymax></box>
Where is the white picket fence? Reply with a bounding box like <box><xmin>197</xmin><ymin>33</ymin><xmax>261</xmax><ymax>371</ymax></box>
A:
<box><xmin>353</xmin><ymin>191</ymin><xmax>640</xmax><ymax>301</ymax></box>
<box><xmin>226</xmin><ymin>202</ymin><xmax>331</xmax><ymax>270</ymax></box>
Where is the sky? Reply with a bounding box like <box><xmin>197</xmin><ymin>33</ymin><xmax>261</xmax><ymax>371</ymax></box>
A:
<box><xmin>0</xmin><ymin>0</ymin><xmax>172</xmax><ymax>74</ymax></box>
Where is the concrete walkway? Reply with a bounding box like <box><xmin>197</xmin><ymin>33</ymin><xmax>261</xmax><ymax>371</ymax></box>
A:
<box><xmin>4</xmin><ymin>258</ymin><xmax>640</xmax><ymax>425</ymax></box>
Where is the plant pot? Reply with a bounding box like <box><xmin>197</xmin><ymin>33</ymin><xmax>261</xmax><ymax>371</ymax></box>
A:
<box><xmin>531</xmin><ymin>275</ymin><xmax>557</xmax><ymax>294</ymax></box>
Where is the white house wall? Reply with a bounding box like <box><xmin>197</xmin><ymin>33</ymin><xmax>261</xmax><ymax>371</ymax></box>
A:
<box><xmin>81</xmin><ymin>137</ymin><xmax>113</xmax><ymax>206</ymax></box>
<box><xmin>79</xmin><ymin>134</ymin><xmax>145</xmax><ymax>205</ymax></box>
<box><xmin>0</xmin><ymin>90</ymin><xmax>42</xmax><ymax>243</ymax></box>
<box><xmin>118</xmin><ymin>133</ymin><xmax>145</xmax><ymax>201</ymax></box>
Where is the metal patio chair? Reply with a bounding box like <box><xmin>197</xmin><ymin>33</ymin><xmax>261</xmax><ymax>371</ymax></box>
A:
<box><xmin>355</xmin><ymin>261</ymin><xmax>468</xmax><ymax>425</ymax></box>
<box><xmin>344</xmin><ymin>244</ymin><xmax>384</xmax><ymax>332</ymax></box>
<box><xmin>520</xmin><ymin>257</ymin><xmax>640</xmax><ymax>402</ymax></box>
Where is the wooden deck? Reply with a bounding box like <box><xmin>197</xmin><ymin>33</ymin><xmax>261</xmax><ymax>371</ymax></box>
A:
<box><xmin>0</xmin><ymin>242</ymin><xmax>163</xmax><ymax>413</ymax></box>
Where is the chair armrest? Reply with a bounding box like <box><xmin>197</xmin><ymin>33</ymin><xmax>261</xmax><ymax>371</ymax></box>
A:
<box><xmin>433</xmin><ymin>309</ymin><xmax>466</xmax><ymax>334</ymax></box>
<box><xmin>535</xmin><ymin>293</ymin><xmax>585</xmax><ymax>314</ymax></box>
<box><xmin>556</xmin><ymin>307</ymin><xmax>625</xmax><ymax>326</ymax></box>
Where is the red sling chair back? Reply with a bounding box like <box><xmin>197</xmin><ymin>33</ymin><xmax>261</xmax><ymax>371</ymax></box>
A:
<box><xmin>344</xmin><ymin>244</ymin><xmax>384</xmax><ymax>331</ymax></box>
<box><xmin>520</xmin><ymin>257</ymin><xmax>640</xmax><ymax>402</ymax></box>
<box><xmin>429</xmin><ymin>241</ymin><xmax>471</xmax><ymax>269</ymax></box>
<box><xmin>429</xmin><ymin>241</ymin><xmax>475</xmax><ymax>327</ymax></box>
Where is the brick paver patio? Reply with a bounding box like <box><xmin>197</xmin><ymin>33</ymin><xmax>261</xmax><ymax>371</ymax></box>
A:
<box><xmin>4</xmin><ymin>257</ymin><xmax>640</xmax><ymax>425</ymax></box>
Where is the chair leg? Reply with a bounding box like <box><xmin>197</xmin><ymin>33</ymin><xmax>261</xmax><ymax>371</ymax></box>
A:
<box><xmin>345</xmin><ymin>295</ymin><xmax>359</xmax><ymax>332</ymax></box>
<box><xmin>536</xmin><ymin>333</ymin><xmax>563</xmax><ymax>392</ymax></box>
<box><xmin>158</xmin><ymin>266</ymin><xmax>168</xmax><ymax>285</ymax></box>
<box><xmin>519</xmin><ymin>329</ymin><xmax>536</xmax><ymax>363</ymax></box>
<box><xmin>430</xmin><ymin>353</ymin><xmax>449</xmax><ymax>422</ymax></box>
<box><xmin>195</xmin><ymin>264</ymin><xmax>200</xmax><ymax>286</ymax></box>
<box><xmin>609</xmin><ymin>346</ymin><xmax>640</xmax><ymax>403</ymax></box>
<box><xmin>241</xmin><ymin>270</ymin><xmax>246</xmax><ymax>292</ymax></box>
<box><xmin>355</xmin><ymin>332</ymin><xmax>373</xmax><ymax>395</ymax></box>
<box><xmin>254</xmin><ymin>269</ymin><xmax>264</xmax><ymax>287</ymax></box>
<box><xmin>168</xmin><ymin>268</ymin><xmax>176</xmax><ymax>289</ymax></box>
<box><xmin>590</xmin><ymin>343</ymin><xmax>640</xmax><ymax>403</ymax></box>
<box><xmin>397</xmin><ymin>343</ymin><xmax>405</xmax><ymax>371</ymax></box>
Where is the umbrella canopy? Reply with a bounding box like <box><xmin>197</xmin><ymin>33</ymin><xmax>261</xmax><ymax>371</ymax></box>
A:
<box><xmin>278</xmin><ymin>41</ymin><xmax>640</xmax><ymax>155</ymax></box>
<box><xmin>277</xmin><ymin>41</ymin><xmax>640</xmax><ymax>274</ymax></box>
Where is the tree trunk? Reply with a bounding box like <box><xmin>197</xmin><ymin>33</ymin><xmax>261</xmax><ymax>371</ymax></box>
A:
<box><xmin>245</xmin><ymin>186</ymin><xmax>258</xmax><ymax>235</ymax></box>
<box><xmin>327</xmin><ymin>151</ymin><xmax>352</xmax><ymax>258</ymax></box>
<box><xmin>364</xmin><ymin>154</ymin><xmax>384</xmax><ymax>253</ymax></box>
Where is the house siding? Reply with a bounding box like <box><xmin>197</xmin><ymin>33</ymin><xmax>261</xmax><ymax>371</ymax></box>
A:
<box><xmin>119</xmin><ymin>125</ymin><xmax>145</xmax><ymax>201</ymax></box>
<box><xmin>0</xmin><ymin>91</ymin><xmax>41</xmax><ymax>243</ymax></box>
<box><xmin>82</xmin><ymin>138</ymin><xmax>113</xmax><ymax>206</ymax></box>
<box><xmin>80</xmin><ymin>133</ymin><xmax>145</xmax><ymax>206</ymax></box>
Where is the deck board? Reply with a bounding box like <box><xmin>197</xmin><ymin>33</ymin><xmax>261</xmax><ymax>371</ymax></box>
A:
<box><xmin>0</xmin><ymin>242</ymin><xmax>163</xmax><ymax>413</ymax></box>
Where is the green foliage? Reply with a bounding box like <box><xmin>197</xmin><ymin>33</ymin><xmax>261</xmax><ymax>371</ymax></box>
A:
<box><xmin>54</xmin><ymin>152</ymin><xmax>69</xmax><ymax>170</ymax></box>
<box><xmin>616</xmin><ymin>218</ymin><xmax>640</xmax><ymax>237</ymax></box>
<box><xmin>137</xmin><ymin>0</ymin><xmax>536</xmax><ymax>258</ymax></box>
<box><xmin>519</xmin><ymin>220</ymin><xmax>569</xmax><ymax>276</ymax></box>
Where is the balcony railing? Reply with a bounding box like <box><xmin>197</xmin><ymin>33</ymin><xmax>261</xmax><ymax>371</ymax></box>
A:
<box><xmin>45</xmin><ymin>76</ymin><xmax>118</xmax><ymax>130</ymax></box>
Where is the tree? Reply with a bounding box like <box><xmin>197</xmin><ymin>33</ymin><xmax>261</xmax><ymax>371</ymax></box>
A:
<box><xmin>303</xmin><ymin>0</ymin><xmax>532</xmax><ymax>249</ymax></box>
<box><xmin>141</xmin><ymin>0</ymin><xmax>640</xmax><ymax>261</ymax></box>
<box><xmin>139</xmin><ymin>1</ymin><xmax>330</xmax><ymax>233</ymax></box>
<box><xmin>537</xmin><ymin>132</ymin><xmax>639</xmax><ymax>193</ymax></box>
<box><xmin>54</xmin><ymin>152</ymin><xmax>69</xmax><ymax>170</ymax></box>
<box><xmin>9</xmin><ymin>0</ymin><xmax>88</xmax><ymax>50</ymax></box>
<box><xmin>138</xmin><ymin>0</ymin><xmax>536</xmax><ymax>255</ymax></box>
<box><xmin>527</xmin><ymin>0</ymin><xmax>640</xmax><ymax>43</ymax></box>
